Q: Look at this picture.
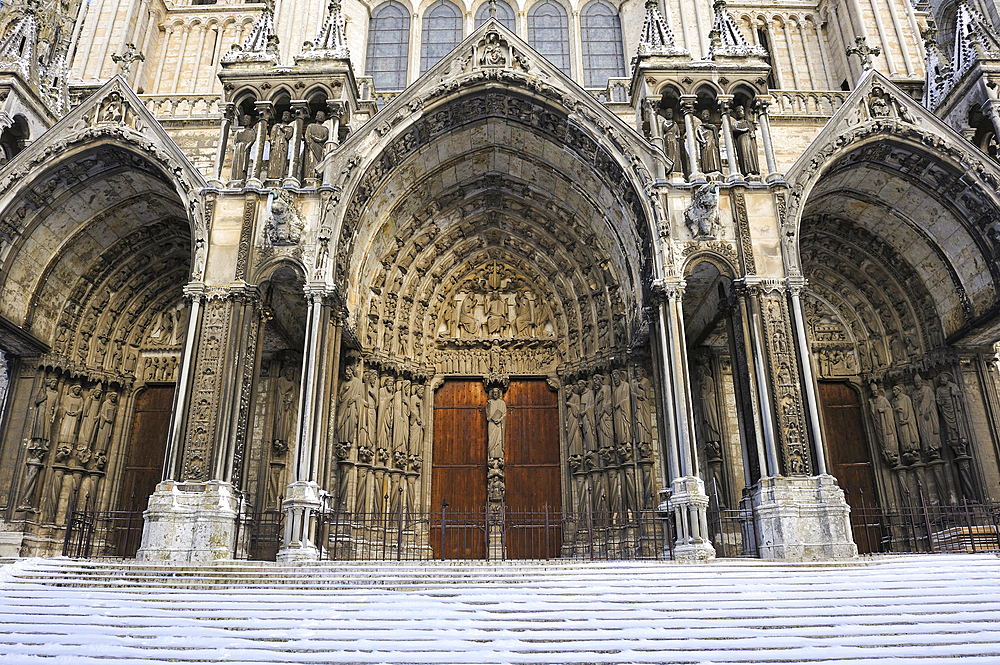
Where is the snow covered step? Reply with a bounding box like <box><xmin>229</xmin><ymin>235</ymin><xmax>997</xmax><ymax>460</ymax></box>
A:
<box><xmin>1</xmin><ymin>555</ymin><xmax>999</xmax><ymax>664</ymax></box>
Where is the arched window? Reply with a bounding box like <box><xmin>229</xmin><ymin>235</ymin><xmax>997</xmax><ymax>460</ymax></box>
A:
<box><xmin>474</xmin><ymin>1</ymin><xmax>517</xmax><ymax>33</ymax></box>
<box><xmin>580</xmin><ymin>1</ymin><xmax>625</xmax><ymax>88</ymax></box>
<box><xmin>421</xmin><ymin>1</ymin><xmax>463</xmax><ymax>74</ymax></box>
<box><xmin>367</xmin><ymin>2</ymin><xmax>410</xmax><ymax>91</ymax></box>
<box><xmin>527</xmin><ymin>0</ymin><xmax>570</xmax><ymax>75</ymax></box>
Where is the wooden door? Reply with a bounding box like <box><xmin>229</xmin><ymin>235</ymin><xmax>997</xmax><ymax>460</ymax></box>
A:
<box><xmin>504</xmin><ymin>379</ymin><xmax>561</xmax><ymax>559</ymax></box>
<box><xmin>431</xmin><ymin>380</ymin><xmax>488</xmax><ymax>559</ymax></box>
<box><xmin>116</xmin><ymin>385</ymin><xmax>174</xmax><ymax>556</ymax></box>
<box><xmin>819</xmin><ymin>381</ymin><xmax>882</xmax><ymax>553</ymax></box>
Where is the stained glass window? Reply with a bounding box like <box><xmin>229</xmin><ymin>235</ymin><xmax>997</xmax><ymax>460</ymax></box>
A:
<box><xmin>580</xmin><ymin>1</ymin><xmax>625</xmax><ymax>88</ymax></box>
<box><xmin>527</xmin><ymin>0</ymin><xmax>570</xmax><ymax>75</ymax></box>
<box><xmin>367</xmin><ymin>2</ymin><xmax>410</xmax><ymax>91</ymax></box>
<box><xmin>421</xmin><ymin>1</ymin><xmax>463</xmax><ymax>74</ymax></box>
<box><xmin>474</xmin><ymin>1</ymin><xmax>517</xmax><ymax>33</ymax></box>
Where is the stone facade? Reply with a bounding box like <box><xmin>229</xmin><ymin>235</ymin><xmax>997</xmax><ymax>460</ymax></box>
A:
<box><xmin>0</xmin><ymin>0</ymin><xmax>998</xmax><ymax>563</ymax></box>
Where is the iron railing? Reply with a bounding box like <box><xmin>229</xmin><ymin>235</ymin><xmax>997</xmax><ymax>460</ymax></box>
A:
<box><xmin>315</xmin><ymin>492</ymin><xmax>672</xmax><ymax>562</ymax></box>
<box><xmin>232</xmin><ymin>494</ymin><xmax>284</xmax><ymax>561</ymax></box>
<box><xmin>846</xmin><ymin>486</ymin><xmax>1000</xmax><ymax>554</ymax></box>
<box><xmin>62</xmin><ymin>489</ymin><xmax>145</xmax><ymax>559</ymax></box>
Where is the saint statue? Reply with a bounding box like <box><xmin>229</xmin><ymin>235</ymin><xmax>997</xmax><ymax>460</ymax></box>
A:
<box><xmin>487</xmin><ymin>387</ymin><xmax>506</xmax><ymax>461</ymax></box>
<box><xmin>363</xmin><ymin>369</ymin><xmax>379</xmax><ymax>452</ymax></box>
<box><xmin>375</xmin><ymin>375</ymin><xmax>394</xmax><ymax>457</ymax></box>
<box><xmin>391</xmin><ymin>378</ymin><xmax>409</xmax><ymax>456</ymax></box>
<box><xmin>409</xmin><ymin>384</ymin><xmax>424</xmax><ymax>456</ymax></box>
<box><xmin>459</xmin><ymin>294</ymin><xmax>479</xmax><ymax>337</ymax></box>
<box><xmin>595</xmin><ymin>374</ymin><xmax>614</xmax><ymax>452</ymax></box>
<box><xmin>485</xmin><ymin>292</ymin><xmax>508</xmax><ymax>336</ymax></box>
<box><xmin>93</xmin><ymin>393</ymin><xmax>118</xmax><ymax>457</ymax></box>
<box><xmin>77</xmin><ymin>386</ymin><xmax>104</xmax><ymax>453</ymax></box>
<box><xmin>659</xmin><ymin>107</ymin><xmax>683</xmax><ymax>175</ymax></box>
<box><xmin>580</xmin><ymin>379</ymin><xmax>596</xmax><ymax>453</ymax></box>
<box><xmin>871</xmin><ymin>385</ymin><xmax>899</xmax><ymax>466</ymax></box>
<box><xmin>913</xmin><ymin>376</ymin><xmax>941</xmax><ymax>460</ymax></box>
<box><xmin>275</xmin><ymin>365</ymin><xmax>298</xmax><ymax>447</ymax></box>
<box><xmin>730</xmin><ymin>105</ymin><xmax>760</xmax><ymax>176</ymax></box>
<box><xmin>31</xmin><ymin>377</ymin><xmax>59</xmax><ymax>446</ymax></box>
<box><xmin>267</xmin><ymin>111</ymin><xmax>294</xmax><ymax>180</ymax></box>
<box><xmin>566</xmin><ymin>381</ymin><xmax>583</xmax><ymax>459</ymax></box>
<box><xmin>336</xmin><ymin>364</ymin><xmax>364</xmax><ymax>449</ymax></box>
<box><xmin>892</xmin><ymin>385</ymin><xmax>920</xmax><ymax>465</ymax></box>
<box><xmin>611</xmin><ymin>369</ymin><xmax>632</xmax><ymax>446</ymax></box>
<box><xmin>935</xmin><ymin>373</ymin><xmax>963</xmax><ymax>446</ymax></box>
<box><xmin>303</xmin><ymin>111</ymin><xmax>329</xmax><ymax>181</ymax></box>
<box><xmin>57</xmin><ymin>384</ymin><xmax>84</xmax><ymax>447</ymax></box>
<box><xmin>231</xmin><ymin>114</ymin><xmax>255</xmax><ymax>182</ymax></box>
<box><xmin>695</xmin><ymin>110</ymin><xmax>722</xmax><ymax>175</ymax></box>
<box><xmin>514</xmin><ymin>291</ymin><xmax>533</xmax><ymax>337</ymax></box>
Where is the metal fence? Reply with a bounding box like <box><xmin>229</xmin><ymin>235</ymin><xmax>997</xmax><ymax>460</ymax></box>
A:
<box><xmin>315</xmin><ymin>499</ymin><xmax>672</xmax><ymax>562</ymax></box>
<box><xmin>62</xmin><ymin>490</ymin><xmax>145</xmax><ymax>559</ymax></box>
<box><xmin>232</xmin><ymin>495</ymin><xmax>284</xmax><ymax>561</ymax></box>
<box><xmin>846</xmin><ymin>486</ymin><xmax>1000</xmax><ymax>554</ymax></box>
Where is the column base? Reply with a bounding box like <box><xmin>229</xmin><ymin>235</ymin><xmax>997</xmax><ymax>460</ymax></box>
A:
<box><xmin>136</xmin><ymin>480</ymin><xmax>238</xmax><ymax>563</ymax></box>
<box><xmin>277</xmin><ymin>481</ymin><xmax>323</xmax><ymax>563</ymax></box>
<box><xmin>0</xmin><ymin>520</ymin><xmax>24</xmax><ymax>558</ymax></box>
<box><xmin>752</xmin><ymin>474</ymin><xmax>857</xmax><ymax>560</ymax></box>
<box><xmin>661</xmin><ymin>476</ymin><xmax>716</xmax><ymax>562</ymax></box>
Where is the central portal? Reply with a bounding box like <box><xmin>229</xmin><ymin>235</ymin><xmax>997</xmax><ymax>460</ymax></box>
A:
<box><xmin>431</xmin><ymin>378</ymin><xmax>561</xmax><ymax>559</ymax></box>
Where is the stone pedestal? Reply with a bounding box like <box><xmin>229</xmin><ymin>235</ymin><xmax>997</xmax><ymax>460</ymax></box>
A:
<box><xmin>752</xmin><ymin>474</ymin><xmax>857</xmax><ymax>560</ymax></box>
<box><xmin>662</xmin><ymin>476</ymin><xmax>716</xmax><ymax>562</ymax></box>
<box><xmin>136</xmin><ymin>480</ymin><xmax>238</xmax><ymax>563</ymax></box>
<box><xmin>0</xmin><ymin>520</ymin><xmax>24</xmax><ymax>558</ymax></box>
<box><xmin>277</xmin><ymin>480</ymin><xmax>323</xmax><ymax>563</ymax></box>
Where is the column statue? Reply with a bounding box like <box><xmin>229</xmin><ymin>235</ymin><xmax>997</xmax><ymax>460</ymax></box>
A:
<box><xmin>274</xmin><ymin>365</ymin><xmax>298</xmax><ymax>448</ymax></box>
<box><xmin>892</xmin><ymin>385</ymin><xmax>920</xmax><ymax>465</ymax></box>
<box><xmin>408</xmin><ymin>384</ymin><xmax>424</xmax><ymax>457</ymax></box>
<box><xmin>659</xmin><ymin>107</ymin><xmax>683</xmax><ymax>175</ymax></box>
<box><xmin>375</xmin><ymin>375</ymin><xmax>394</xmax><ymax>460</ymax></box>
<box><xmin>303</xmin><ymin>111</ymin><xmax>329</xmax><ymax>181</ymax></box>
<box><xmin>730</xmin><ymin>105</ymin><xmax>760</xmax><ymax>176</ymax></box>
<box><xmin>913</xmin><ymin>376</ymin><xmax>941</xmax><ymax>460</ymax></box>
<box><xmin>486</xmin><ymin>387</ymin><xmax>506</xmax><ymax>461</ymax></box>
<box><xmin>93</xmin><ymin>392</ymin><xmax>118</xmax><ymax>464</ymax></box>
<box><xmin>77</xmin><ymin>385</ymin><xmax>103</xmax><ymax>460</ymax></box>
<box><xmin>363</xmin><ymin>369</ymin><xmax>378</xmax><ymax>453</ymax></box>
<box><xmin>611</xmin><ymin>369</ymin><xmax>632</xmax><ymax>446</ymax></box>
<box><xmin>696</xmin><ymin>365</ymin><xmax>722</xmax><ymax>456</ymax></box>
<box><xmin>391</xmin><ymin>378</ymin><xmax>409</xmax><ymax>461</ymax></box>
<box><xmin>57</xmin><ymin>384</ymin><xmax>84</xmax><ymax>450</ymax></box>
<box><xmin>695</xmin><ymin>110</ymin><xmax>722</xmax><ymax>175</ymax></box>
<box><xmin>871</xmin><ymin>385</ymin><xmax>899</xmax><ymax>466</ymax></box>
<box><xmin>595</xmin><ymin>374</ymin><xmax>614</xmax><ymax>452</ymax></box>
<box><xmin>580</xmin><ymin>378</ymin><xmax>597</xmax><ymax>453</ymax></box>
<box><xmin>335</xmin><ymin>364</ymin><xmax>363</xmax><ymax>448</ymax></box>
<box><xmin>267</xmin><ymin>111</ymin><xmax>293</xmax><ymax>180</ymax></box>
<box><xmin>230</xmin><ymin>114</ymin><xmax>255</xmax><ymax>182</ymax></box>
<box><xmin>566</xmin><ymin>381</ymin><xmax>583</xmax><ymax>459</ymax></box>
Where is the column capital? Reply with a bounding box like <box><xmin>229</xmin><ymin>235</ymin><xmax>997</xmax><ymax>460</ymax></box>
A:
<box><xmin>326</xmin><ymin>99</ymin><xmax>345</xmax><ymax>117</ymax></box>
<box><xmin>679</xmin><ymin>95</ymin><xmax>697</xmax><ymax>115</ymax></box>
<box><xmin>786</xmin><ymin>276</ymin><xmax>809</xmax><ymax>295</ymax></box>
<box><xmin>253</xmin><ymin>100</ymin><xmax>275</xmax><ymax>122</ymax></box>
<box><xmin>717</xmin><ymin>94</ymin><xmax>734</xmax><ymax>113</ymax></box>
<box><xmin>652</xmin><ymin>277</ymin><xmax>685</xmax><ymax>300</ymax></box>
<box><xmin>221</xmin><ymin>102</ymin><xmax>236</xmax><ymax>121</ymax></box>
<box><xmin>753</xmin><ymin>95</ymin><xmax>774</xmax><ymax>113</ymax></box>
<box><xmin>291</xmin><ymin>99</ymin><xmax>312</xmax><ymax>115</ymax></box>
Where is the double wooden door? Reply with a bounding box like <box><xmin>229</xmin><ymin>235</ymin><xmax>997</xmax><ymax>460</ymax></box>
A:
<box><xmin>819</xmin><ymin>381</ymin><xmax>882</xmax><ymax>554</ymax></box>
<box><xmin>431</xmin><ymin>379</ymin><xmax>560</xmax><ymax>559</ymax></box>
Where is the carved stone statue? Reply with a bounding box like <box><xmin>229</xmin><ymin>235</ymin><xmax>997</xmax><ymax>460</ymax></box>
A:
<box><xmin>485</xmin><ymin>292</ymin><xmax>508</xmax><ymax>336</ymax></box>
<box><xmin>487</xmin><ymin>387</ymin><xmax>507</xmax><ymax>461</ymax></box>
<box><xmin>363</xmin><ymin>369</ymin><xmax>378</xmax><ymax>452</ymax></box>
<box><xmin>513</xmin><ymin>291</ymin><xmax>533</xmax><ymax>337</ymax></box>
<box><xmin>336</xmin><ymin>364</ymin><xmax>363</xmax><ymax>448</ymax></box>
<box><xmin>376</xmin><ymin>375</ymin><xmax>394</xmax><ymax>458</ymax></box>
<box><xmin>392</xmin><ymin>378</ymin><xmax>409</xmax><ymax>455</ymax></box>
<box><xmin>730</xmin><ymin>105</ymin><xmax>760</xmax><ymax>176</ymax></box>
<box><xmin>77</xmin><ymin>385</ymin><xmax>103</xmax><ymax>454</ymax></box>
<box><xmin>871</xmin><ymin>385</ymin><xmax>899</xmax><ymax>466</ymax></box>
<box><xmin>567</xmin><ymin>381</ymin><xmax>583</xmax><ymax>459</ymax></box>
<box><xmin>265</xmin><ymin>191</ymin><xmax>304</xmax><ymax>246</ymax></box>
<box><xmin>695</xmin><ymin>109</ymin><xmax>722</xmax><ymax>175</ymax></box>
<box><xmin>275</xmin><ymin>365</ymin><xmax>298</xmax><ymax>447</ymax></box>
<box><xmin>658</xmin><ymin>107</ymin><xmax>683</xmax><ymax>175</ymax></box>
<box><xmin>93</xmin><ymin>392</ymin><xmax>118</xmax><ymax>458</ymax></box>
<box><xmin>57</xmin><ymin>384</ymin><xmax>84</xmax><ymax>447</ymax></box>
<box><xmin>595</xmin><ymin>374</ymin><xmax>614</xmax><ymax>452</ymax></box>
<box><xmin>231</xmin><ymin>114</ymin><xmax>255</xmax><ymax>182</ymax></box>
<box><xmin>459</xmin><ymin>294</ymin><xmax>479</xmax><ymax>336</ymax></box>
<box><xmin>267</xmin><ymin>111</ymin><xmax>293</xmax><ymax>180</ymax></box>
<box><xmin>892</xmin><ymin>384</ymin><xmax>920</xmax><ymax>465</ymax></box>
<box><xmin>31</xmin><ymin>377</ymin><xmax>59</xmax><ymax>445</ymax></box>
<box><xmin>632</xmin><ymin>366</ymin><xmax>652</xmax><ymax>450</ymax></box>
<box><xmin>611</xmin><ymin>369</ymin><xmax>632</xmax><ymax>446</ymax></box>
<box><xmin>408</xmin><ymin>384</ymin><xmax>424</xmax><ymax>457</ymax></box>
<box><xmin>696</xmin><ymin>364</ymin><xmax>722</xmax><ymax>450</ymax></box>
<box><xmin>303</xmin><ymin>111</ymin><xmax>329</xmax><ymax>181</ymax></box>
<box><xmin>935</xmin><ymin>372</ymin><xmax>963</xmax><ymax>446</ymax></box>
<box><xmin>913</xmin><ymin>376</ymin><xmax>941</xmax><ymax>460</ymax></box>
<box><xmin>580</xmin><ymin>378</ymin><xmax>596</xmax><ymax>452</ymax></box>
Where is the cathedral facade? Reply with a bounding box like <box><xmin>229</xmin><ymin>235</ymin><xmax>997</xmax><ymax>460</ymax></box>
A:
<box><xmin>0</xmin><ymin>0</ymin><xmax>999</xmax><ymax>561</ymax></box>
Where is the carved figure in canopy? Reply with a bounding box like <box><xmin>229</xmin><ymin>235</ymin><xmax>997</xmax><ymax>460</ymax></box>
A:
<box><xmin>695</xmin><ymin>110</ymin><xmax>722</xmax><ymax>175</ymax></box>
<box><xmin>658</xmin><ymin>107</ymin><xmax>683</xmax><ymax>175</ymax></box>
<box><xmin>268</xmin><ymin>111</ymin><xmax>294</xmax><ymax>180</ymax></box>
<box><xmin>231</xmin><ymin>115</ymin><xmax>255</xmax><ymax>182</ymax></box>
<box><xmin>730</xmin><ymin>105</ymin><xmax>760</xmax><ymax>176</ymax></box>
<box><xmin>303</xmin><ymin>111</ymin><xmax>329</xmax><ymax>181</ymax></box>
<box><xmin>336</xmin><ymin>364</ymin><xmax>364</xmax><ymax>448</ymax></box>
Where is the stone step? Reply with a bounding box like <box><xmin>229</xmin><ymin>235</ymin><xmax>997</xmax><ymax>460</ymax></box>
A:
<box><xmin>1</xmin><ymin>555</ymin><xmax>998</xmax><ymax>664</ymax></box>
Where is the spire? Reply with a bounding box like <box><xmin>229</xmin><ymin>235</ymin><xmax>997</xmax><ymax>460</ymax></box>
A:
<box><xmin>300</xmin><ymin>0</ymin><xmax>350</xmax><ymax>60</ymax></box>
<box><xmin>0</xmin><ymin>2</ymin><xmax>39</xmax><ymax>82</ymax></box>
<box><xmin>221</xmin><ymin>4</ymin><xmax>279</xmax><ymax>65</ymax></box>
<box><xmin>636</xmin><ymin>0</ymin><xmax>688</xmax><ymax>57</ymax></box>
<box><xmin>952</xmin><ymin>2</ymin><xmax>1000</xmax><ymax>82</ymax></box>
<box><xmin>706</xmin><ymin>0</ymin><xmax>767</xmax><ymax>60</ymax></box>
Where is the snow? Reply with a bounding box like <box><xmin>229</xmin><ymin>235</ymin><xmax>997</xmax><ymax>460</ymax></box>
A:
<box><xmin>0</xmin><ymin>555</ymin><xmax>998</xmax><ymax>664</ymax></box>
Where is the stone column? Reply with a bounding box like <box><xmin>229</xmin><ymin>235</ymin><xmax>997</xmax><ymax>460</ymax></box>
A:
<box><xmin>788</xmin><ymin>278</ymin><xmax>827</xmax><ymax>476</ymax></box>
<box><xmin>653</xmin><ymin>278</ymin><xmax>715</xmax><ymax>561</ymax></box>
<box><xmin>323</xmin><ymin>100</ymin><xmax>344</xmax><ymax>185</ymax></box>
<box><xmin>284</xmin><ymin>100</ymin><xmax>310</xmax><ymax>188</ymax></box>
<box><xmin>211</xmin><ymin>103</ymin><xmax>235</xmax><ymax>186</ymax></box>
<box><xmin>982</xmin><ymin>100</ymin><xmax>1000</xmax><ymax>145</ymax></box>
<box><xmin>247</xmin><ymin>101</ymin><xmax>274</xmax><ymax>187</ymax></box>
<box><xmin>644</xmin><ymin>96</ymin><xmax>666</xmax><ymax>182</ymax></box>
<box><xmin>280</xmin><ymin>289</ymin><xmax>338</xmax><ymax>561</ymax></box>
<box><xmin>754</xmin><ymin>97</ymin><xmax>781</xmax><ymax>182</ymax></box>
<box><xmin>717</xmin><ymin>96</ymin><xmax>740</xmax><ymax>182</ymax></box>
<box><xmin>680</xmin><ymin>95</ymin><xmax>704</xmax><ymax>182</ymax></box>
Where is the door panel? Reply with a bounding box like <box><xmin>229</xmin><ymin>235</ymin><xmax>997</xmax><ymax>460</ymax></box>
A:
<box><xmin>431</xmin><ymin>380</ymin><xmax>487</xmax><ymax>559</ymax></box>
<box><xmin>819</xmin><ymin>381</ymin><xmax>881</xmax><ymax>554</ymax></box>
<box><xmin>504</xmin><ymin>379</ymin><xmax>561</xmax><ymax>559</ymax></box>
<box><xmin>117</xmin><ymin>385</ymin><xmax>174</xmax><ymax>557</ymax></box>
